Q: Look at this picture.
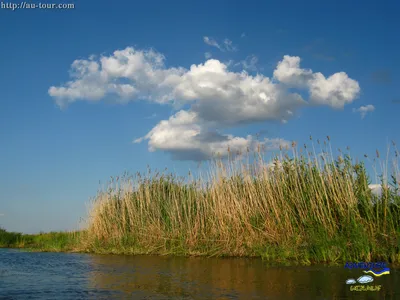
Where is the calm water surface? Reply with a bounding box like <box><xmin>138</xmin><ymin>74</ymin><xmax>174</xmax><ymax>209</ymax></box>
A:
<box><xmin>0</xmin><ymin>248</ymin><xmax>399</xmax><ymax>299</ymax></box>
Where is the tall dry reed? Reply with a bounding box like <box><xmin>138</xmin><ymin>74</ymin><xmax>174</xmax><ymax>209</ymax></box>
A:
<box><xmin>80</xmin><ymin>138</ymin><xmax>400</xmax><ymax>264</ymax></box>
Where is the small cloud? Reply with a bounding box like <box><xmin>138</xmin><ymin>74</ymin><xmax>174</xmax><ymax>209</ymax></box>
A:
<box><xmin>369</xmin><ymin>183</ymin><xmax>399</xmax><ymax>197</ymax></box>
<box><xmin>369</xmin><ymin>184</ymin><xmax>382</xmax><ymax>196</ymax></box>
<box><xmin>204</xmin><ymin>52</ymin><xmax>212</xmax><ymax>59</ymax></box>
<box><xmin>203</xmin><ymin>36</ymin><xmax>222</xmax><ymax>51</ymax></box>
<box><xmin>353</xmin><ymin>105</ymin><xmax>375</xmax><ymax>119</ymax></box>
<box><xmin>240</xmin><ymin>32</ymin><xmax>246</xmax><ymax>38</ymax></box>
<box><xmin>235</xmin><ymin>54</ymin><xmax>259</xmax><ymax>71</ymax></box>
<box><xmin>133</xmin><ymin>137</ymin><xmax>144</xmax><ymax>144</ymax></box>
<box><xmin>203</xmin><ymin>36</ymin><xmax>237</xmax><ymax>52</ymax></box>
<box><xmin>223</xmin><ymin>39</ymin><xmax>238</xmax><ymax>52</ymax></box>
<box><xmin>371</xmin><ymin>70</ymin><xmax>392</xmax><ymax>84</ymax></box>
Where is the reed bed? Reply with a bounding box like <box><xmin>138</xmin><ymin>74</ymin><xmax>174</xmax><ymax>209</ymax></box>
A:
<box><xmin>2</xmin><ymin>138</ymin><xmax>400</xmax><ymax>265</ymax></box>
<box><xmin>79</xmin><ymin>138</ymin><xmax>400</xmax><ymax>265</ymax></box>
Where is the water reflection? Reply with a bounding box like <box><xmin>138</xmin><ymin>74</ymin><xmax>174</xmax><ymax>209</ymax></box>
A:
<box><xmin>87</xmin><ymin>255</ymin><xmax>400</xmax><ymax>299</ymax></box>
<box><xmin>0</xmin><ymin>249</ymin><xmax>399</xmax><ymax>299</ymax></box>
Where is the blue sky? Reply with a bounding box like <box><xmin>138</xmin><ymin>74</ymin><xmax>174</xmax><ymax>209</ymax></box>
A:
<box><xmin>0</xmin><ymin>0</ymin><xmax>399</xmax><ymax>233</ymax></box>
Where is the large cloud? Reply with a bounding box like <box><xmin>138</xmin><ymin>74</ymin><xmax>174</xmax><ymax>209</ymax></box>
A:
<box><xmin>49</xmin><ymin>47</ymin><xmax>361</xmax><ymax>160</ymax></box>
<box><xmin>171</xmin><ymin>59</ymin><xmax>306</xmax><ymax>126</ymax></box>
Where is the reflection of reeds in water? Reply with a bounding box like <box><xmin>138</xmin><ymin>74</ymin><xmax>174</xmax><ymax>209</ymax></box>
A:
<box><xmin>81</xmin><ymin>138</ymin><xmax>400</xmax><ymax>264</ymax></box>
<box><xmin>86</xmin><ymin>255</ymin><xmax>364</xmax><ymax>299</ymax></box>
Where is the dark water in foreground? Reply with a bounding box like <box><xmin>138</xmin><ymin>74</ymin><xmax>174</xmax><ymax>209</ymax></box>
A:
<box><xmin>0</xmin><ymin>249</ymin><xmax>399</xmax><ymax>299</ymax></box>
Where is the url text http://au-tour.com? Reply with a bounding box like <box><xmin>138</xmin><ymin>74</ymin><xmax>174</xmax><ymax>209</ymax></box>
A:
<box><xmin>1</xmin><ymin>1</ymin><xmax>75</xmax><ymax>10</ymax></box>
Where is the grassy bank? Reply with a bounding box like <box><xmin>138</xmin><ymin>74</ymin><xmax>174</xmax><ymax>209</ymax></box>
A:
<box><xmin>2</xmin><ymin>138</ymin><xmax>400</xmax><ymax>265</ymax></box>
<box><xmin>0</xmin><ymin>228</ymin><xmax>82</xmax><ymax>252</ymax></box>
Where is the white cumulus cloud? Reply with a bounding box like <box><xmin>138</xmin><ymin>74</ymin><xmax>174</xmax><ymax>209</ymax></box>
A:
<box><xmin>49</xmin><ymin>47</ymin><xmax>360</xmax><ymax>161</ymax></box>
<box><xmin>134</xmin><ymin>110</ymin><xmax>289</xmax><ymax>161</ymax></box>
<box><xmin>274</xmin><ymin>55</ymin><xmax>360</xmax><ymax>109</ymax></box>
<box><xmin>49</xmin><ymin>48</ymin><xmax>188</xmax><ymax>107</ymax></box>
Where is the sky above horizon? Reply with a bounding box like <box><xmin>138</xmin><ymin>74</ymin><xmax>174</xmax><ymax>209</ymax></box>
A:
<box><xmin>0</xmin><ymin>0</ymin><xmax>399</xmax><ymax>234</ymax></box>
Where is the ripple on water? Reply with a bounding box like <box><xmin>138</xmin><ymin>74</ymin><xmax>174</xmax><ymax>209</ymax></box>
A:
<box><xmin>0</xmin><ymin>249</ymin><xmax>399</xmax><ymax>299</ymax></box>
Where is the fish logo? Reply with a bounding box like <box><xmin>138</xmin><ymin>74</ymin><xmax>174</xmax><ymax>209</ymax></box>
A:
<box><xmin>357</xmin><ymin>275</ymin><xmax>374</xmax><ymax>284</ymax></box>
<box><xmin>346</xmin><ymin>279</ymin><xmax>356</xmax><ymax>285</ymax></box>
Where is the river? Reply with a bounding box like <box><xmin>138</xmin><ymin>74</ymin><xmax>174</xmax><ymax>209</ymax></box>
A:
<box><xmin>0</xmin><ymin>248</ymin><xmax>399</xmax><ymax>299</ymax></box>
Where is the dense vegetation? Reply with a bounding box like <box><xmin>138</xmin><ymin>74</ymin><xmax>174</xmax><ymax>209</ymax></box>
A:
<box><xmin>2</xmin><ymin>138</ymin><xmax>400</xmax><ymax>265</ymax></box>
<box><xmin>0</xmin><ymin>228</ymin><xmax>81</xmax><ymax>252</ymax></box>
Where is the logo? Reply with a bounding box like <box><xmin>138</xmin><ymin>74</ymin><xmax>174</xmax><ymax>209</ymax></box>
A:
<box><xmin>344</xmin><ymin>262</ymin><xmax>390</xmax><ymax>292</ymax></box>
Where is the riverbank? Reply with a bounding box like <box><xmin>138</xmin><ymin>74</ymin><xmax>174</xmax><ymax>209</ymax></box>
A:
<box><xmin>2</xmin><ymin>139</ymin><xmax>400</xmax><ymax>266</ymax></box>
<box><xmin>0</xmin><ymin>228</ymin><xmax>82</xmax><ymax>252</ymax></box>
